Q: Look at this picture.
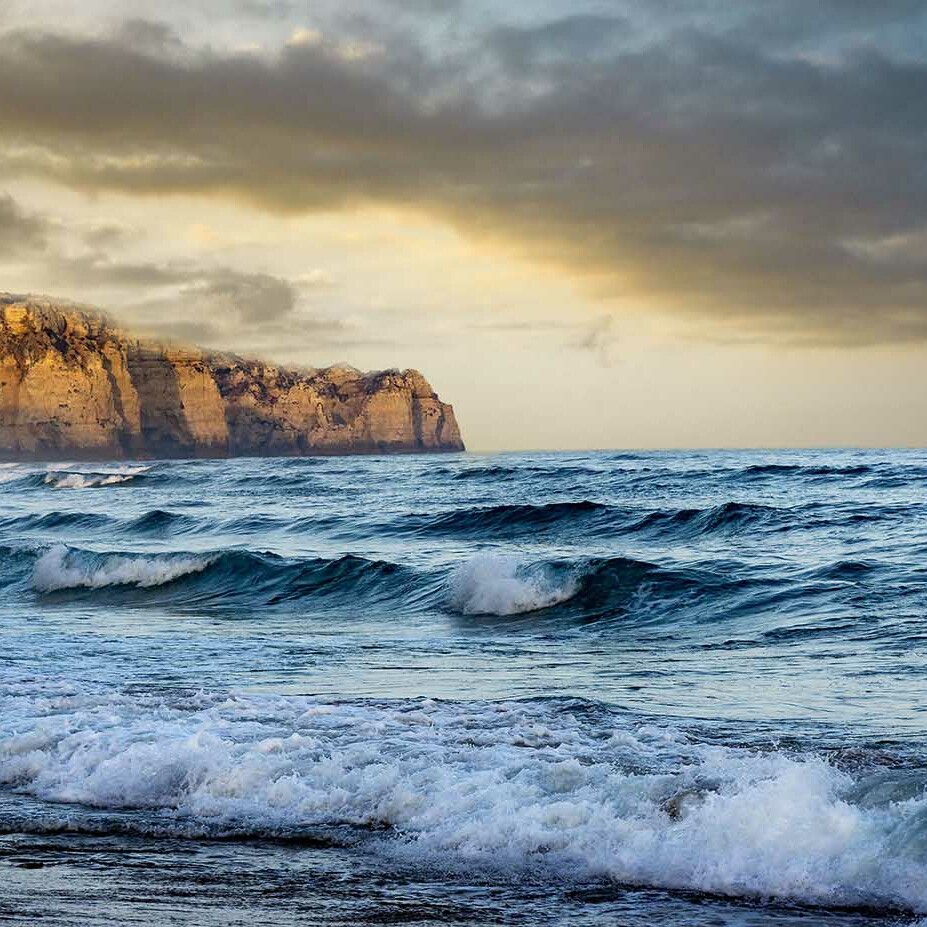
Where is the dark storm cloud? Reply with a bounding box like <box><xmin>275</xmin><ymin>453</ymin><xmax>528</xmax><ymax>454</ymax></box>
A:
<box><xmin>720</xmin><ymin>0</ymin><xmax>927</xmax><ymax>46</ymax></box>
<box><xmin>0</xmin><ymin>189</ymin><xmax>354</xmax><ymax>349</ymax></box>
<box><xmin>186</xmin><ymin>270</ymin><xmax>296</xmax><ymax>323</ymax></box>
<box><xmin>134</xmin><ymin>298</ymin><xmax>350</xmax><ymax>352</ymax></box>
<box><xmin>486</xmin><ymin>14</ymin><xmax>630</xmax><ymax>72</ymax></box>
<box><xmin>48</xmin><ymin>254</ymin><xmax>298</xmax><ymax>325</ymax></box>
<box><xmin>63</xmin><ymin>256</ymin><xmax>353</xmax><ymax>349</ymax></box>
<box><xmin>49</xmin><ymin>254</ymin><xmax>191</xmax><ymax>289</ymax></box>
<box><xmin>115</xmin><ymin>19</ymin><xmax>183</xmax><ymax>52</ymax></box>
<box><xmin>3</xmin><ymin>8</ymin><xmax>927</xmax><ymax>343</ymax></box>
<box><xmin>78</xmin><ymin>221</ymin><xmax>137</xmax><ymax>250</ymax></box>
<box><xmin>0</xmin><ymin>193</ymin><xmax>49</xmax><ymax>254</ymax></box>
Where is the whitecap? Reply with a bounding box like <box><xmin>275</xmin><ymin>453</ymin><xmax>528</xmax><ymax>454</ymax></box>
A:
<box><xmin>32</xmin><ymin>544</ymin><xmax>213</xmax><ymax>591</ymax></box>
<box><xmin>445</xmin><ymin>553</ymin><xmax>578</xmax><ymax>615</ymax></box>
<box><xmin>42</xmin><ymin>466</ymin><xmax>151</xmax><ymax>489</ymax></box>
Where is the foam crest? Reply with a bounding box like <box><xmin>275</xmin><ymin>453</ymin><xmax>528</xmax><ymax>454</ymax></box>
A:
<box><xmin>0</xmin><ymin>685</ymin><xmax>925</xmax><ymax>912</ymax></box>
<box><xmin>445</xmin><ymin>554</ymin><xmax>579</xmax><ymax>615</ymax></box>
<box><xmin>43</xmin><ymin>466</ymin><xmax>150</xmax><ymax>489</ymax></box>
<box><xmin>32</xmin><ymin>545</ymin><xmax>213</xmax><ymax>591</ymax></box>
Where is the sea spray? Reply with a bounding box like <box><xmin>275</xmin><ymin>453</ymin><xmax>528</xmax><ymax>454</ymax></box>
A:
<box><xmin>445</xmin><ymin>554</ymin><xmax>580</xmax><ymax>615</ymax></box>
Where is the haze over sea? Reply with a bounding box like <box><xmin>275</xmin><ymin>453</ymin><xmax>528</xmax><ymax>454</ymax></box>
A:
<box><xmin>2</xmin><ymin>449</ymin><xmax>927</xmax><ymax>926</ymax></box>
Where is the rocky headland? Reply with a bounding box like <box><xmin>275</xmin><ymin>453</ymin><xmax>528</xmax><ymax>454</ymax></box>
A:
<box><xmin>0</xmin><ymin>293</ymin><xmax>464</xmax><ymax>460</ymax></box>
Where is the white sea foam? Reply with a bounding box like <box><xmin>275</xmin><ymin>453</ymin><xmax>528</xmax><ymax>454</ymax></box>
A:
<box><xmin>32</xmin><ymin>545</ymin><xmax>213</xmax><ymax>591</ymax></box>
<box><xmin>446</xmin><ymin>554</ymin><xmax>578</xmax><ymax>615</ymax></box>
<box><xmin>43</xmin><ymin>466</ymin><xmax>151</xmax><ymax>489</ymax></box>
<box><xmin>1</xmin><ymin>683</ymin><xmax>923</xmax><ymax>912</ymax></box>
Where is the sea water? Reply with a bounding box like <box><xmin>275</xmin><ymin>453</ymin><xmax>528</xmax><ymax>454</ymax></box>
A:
<box><xmin>1</xmin><ymin>450</ymin><xmax>926</xmax><ymax>925</ymax></box>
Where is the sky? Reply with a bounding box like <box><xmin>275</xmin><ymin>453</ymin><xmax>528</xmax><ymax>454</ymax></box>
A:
<box><xmin>1</xmin><ymin>0</ymin><xmax>926</xmax><ymax>450</ymax></box>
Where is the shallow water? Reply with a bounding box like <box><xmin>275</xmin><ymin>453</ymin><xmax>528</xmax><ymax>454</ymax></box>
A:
<box><xmin>1</xmin><ymin>450</ymin><xmax>926</xmax><ymax>925</ymax></box>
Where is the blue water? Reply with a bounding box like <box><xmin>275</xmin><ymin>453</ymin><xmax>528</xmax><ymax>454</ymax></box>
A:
<box><xmin>1</xmin><ymin>449</ymin><xmax>926</xmax><ymax>925</ymax></box>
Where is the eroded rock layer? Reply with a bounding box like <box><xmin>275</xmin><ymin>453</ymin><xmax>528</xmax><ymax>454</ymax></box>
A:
<box><xmin>0</xmin><ymin>294</ymin><xmax>464</xmax><ymax>459</ymax></box>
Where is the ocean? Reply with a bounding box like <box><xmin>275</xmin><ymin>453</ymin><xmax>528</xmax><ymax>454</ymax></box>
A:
<box><xmin>1</xmin><ymin>449</ymin><xmax>926</xmax><ymax>925</ymax></box>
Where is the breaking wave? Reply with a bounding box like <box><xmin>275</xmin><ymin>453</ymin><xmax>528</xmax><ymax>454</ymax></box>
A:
<box><xmin>32</xmin><ymin>545</ymin><xmax>215</xmax><ymax>591</ymax></box>
<box><xmin>29</xmin><ymin>544</ymin><xmax>415</xmax><ymax>610</ymax></box>
<box><xmin>1</xmin><ymin>685</ymin><xmax>925</xmax><ymax>913</ymax></box>
<box><xmin>41</xmin><ymin>466</ymin><xmax>152</xmax><ymax>489</ymax></box>
<box><xmin>22</xmin><ymin>542</ymin><xmax>915</xmax><ymax>637</ymax></box>
<box><xmin>443</xmin><ymin>553</ymin><xmax>680</xmax><ymax>620</ymax></box>
<box><xmin>445</xmin><ymin>554</ymin><xmax>581</xmax><ymax>615</ymax></box>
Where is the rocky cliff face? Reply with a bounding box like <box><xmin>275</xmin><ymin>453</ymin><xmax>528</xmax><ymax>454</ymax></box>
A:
<box><xmin>0</xmin><ymin>294</ymin><xmax>464</xmax><ymax>460</ymax></box>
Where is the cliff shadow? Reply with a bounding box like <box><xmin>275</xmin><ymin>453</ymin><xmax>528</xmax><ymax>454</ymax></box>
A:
<box><xmin>126</xmin><ymin>346</ymin><xmax>196</xmax><ymax>457</ymax></box>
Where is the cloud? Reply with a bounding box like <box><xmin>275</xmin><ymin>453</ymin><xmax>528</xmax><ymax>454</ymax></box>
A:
<box><xmin>0</xmin><ymin>192</ymin><xmax>49</xmax><ymax>254</ymax></box>
<box><xmin>2</xmin><ymin>10</ymin><xmax>927</xmax><ymax>343</ymax></box>
<box><xmin>44</xmin><ymin>255</ymin><xmax>296</xmax><ymax>324</ymax></box>
<box><xmin>286</xmin><ymin>26</ymin><xmax>323</xmax><ymax>48</ymax></box>
<box><xmin>115</xmin><ymin>19</ymin><xmax>182</xmax><ymax>53</ymax></box>
<box><xmin>284</xmin><ymin>25</ymin><xmax>380</xmax><ymax>61</ymax></box>
<box><xmin>486</xmin><ymin>14</ymin><xmax>630</xmax><ymax>73</ymax></box>
<box><xmin>0</xmin><ymin>190</ymin><xmax>353</xmax><ymax>352</ymax></box>
<box><xmin>80</xmin><ymin>259</ymin><xmax>353</xmax><ymax>352</ymax></box>
<box><xmin>721</xmin><ymin>0</ymin><xmax>927</xmax><ymax>47</ymax></box>
<box><xmin>78</xmin><ymin>219</ymin><xmax>138</xmax><ymax>250</ymax></box>
<box><xmin>235</xmin><ymin>0</ymin><xmax>294</xmax><ymax>19</ymax></box>
<box><xmin>48</xmin><ymin>254</ymin><xmax>192</xmax><ymax>289</ymax></box>
<box><xmin>184</xmin><ymin>270</ymin><xmax>296</xmax><ymax>323</ymax></box>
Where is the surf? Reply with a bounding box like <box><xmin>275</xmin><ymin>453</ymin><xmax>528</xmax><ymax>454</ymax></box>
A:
<box><xmin>1</xmin><ymin>684</ymin><xmax>925</xmax><ymax>914</ymax></box>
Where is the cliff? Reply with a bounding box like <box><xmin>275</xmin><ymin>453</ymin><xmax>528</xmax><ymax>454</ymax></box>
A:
<box><xmin>0</xmin><ymin>294</ymin><xmax>464</xmax><ymax>460</ymax></box>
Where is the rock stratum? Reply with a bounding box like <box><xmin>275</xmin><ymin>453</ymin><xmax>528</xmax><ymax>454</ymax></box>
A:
<box><xmin>0</xmin><ymin>294</ymin><xmax>464</xmax><ymax>460</ymax></box>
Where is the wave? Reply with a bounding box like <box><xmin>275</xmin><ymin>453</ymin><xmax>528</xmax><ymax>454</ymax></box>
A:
<box><xmin>738</xmin><ymin>463</ymin><xmax>874</xmax><ymax>480</ymax></box>
<box><xmin>628</xmin><ymin>501</ymin><xmax>777</xmax><ymax>537</ymax></box>
<box><xmin>29</xmin><ymin>544</ymin><xmax>414</xmax><ymax>609</ymax></box>
<box><xmin>860</xmin><ymin>475</ymin><xmax>914</xmax><ymax>489</ymax></box>
<box><xmin>21</xmin><ymin>538</ymin><xmax>919</xmax><ymax>642</ymax></box>
<box><xmin>27</xmin><ymin>543</ymin><xmax>673</xmax><ymax>622</ymax></box>
<box><xmin>446</xmin><ymin>554</ymin><xmax>581</xmax><ymax>615</ymax></box>
<box><xmin>1</xmin><ymin>499</ymin><xmax>912</xmax><ymax>549</ymax></box>
<box><xmin>398</xmin><ymin>500</ymin><xmax>799</xmax><ymax>541</ymax></box>
<box><xmin>449</xmin><ymin>465</ymin><xmax>518</xmax><ymax>481</ymax></box>
<box><xmin>443</xmin><ymin>464</ymin><xmax>601</xmax><ymax>482</ymax></box>
<box><xmin>32</xmin><ymin>545</ymin><xmax>214</xmax><ymax>591</ymax></box>
<box><xmin>430</xmin><ymin>500</ymin><xmax>608</xmax><ymax>533</ymax></box>
<box><xmin>439</xmin><ymin>458</ymin><xmax>909</xmax><ymax>487</ymax></box>
<box><xmin>26</xmin><ymin>541</ymin><xmax>888</xmax><ymax>630</ymax></box>
<box><xmin>444</xmin><ymin>549</ymin><xmax>926</xmax><ymax>634</ymax></box>
<box><xmin>806</xmin><ymin>559</ymin><xmax>884</xmax><ymax>582</ymax></box>
<box><xmin>444</xmin><ymin>553</ymin><xmax>669</xmax><ymax>619</ymax></box>
<box><xmin>0</xmin><ymin>511</ymin><xmax>114</xmax><ymax>533</ymax></box>
<box><xmin>1</xmin><ymin>686</ymin><xmax>925</xmax><ymax>913</ymax></box>
<box><xmin>41</xmin><ymin>466</ymin><xmax>152</xmax><ymax>489</ymax></box>
<box><xmin>399</xmin><ymin>501</ymin><xmax>611</xmax><ymax>538</ymax></box>
<box><xmin>427</xmin><ymin>497</ymin><xmax>922</xmax><ymax>542</ymax></box>
<box><xmin>0</xmin><ymin>509</ymin><xmax>293</xmax><ymax>540</ymax></box>
<box><xmin>122</xmin><ymin>510</ymin><xmax>202</xmax><ymax>537</ymax></box>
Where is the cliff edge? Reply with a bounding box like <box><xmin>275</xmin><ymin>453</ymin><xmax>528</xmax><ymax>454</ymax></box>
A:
<box><xmin>0</xmin><ymin>293</ymin><xmax>464</xmax><ymax>460</ymax></box>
